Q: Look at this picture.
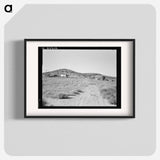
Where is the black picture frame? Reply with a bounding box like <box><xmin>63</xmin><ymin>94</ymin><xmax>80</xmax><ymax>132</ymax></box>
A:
<box><xmin>24</xmin><ymin>39</ymin><xmax>135</xmax><ymax>118</ymax></box>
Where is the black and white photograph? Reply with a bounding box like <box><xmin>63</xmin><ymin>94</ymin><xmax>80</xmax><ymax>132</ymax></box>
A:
<box><xmin>39</xmin><ymin>47</ymin><xmax>121</xmax><ymax>108</ymax></box>
<box><xmin>25</xmin><ymin>39</ymin><xmax>135</xmax><ymax>117</ymax></box>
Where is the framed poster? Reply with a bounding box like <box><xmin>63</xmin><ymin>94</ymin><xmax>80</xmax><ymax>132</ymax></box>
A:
<box><xmin>25</xmin><ymin>39</ymin><xmax>135</xmax><ymax>118</ymax></box>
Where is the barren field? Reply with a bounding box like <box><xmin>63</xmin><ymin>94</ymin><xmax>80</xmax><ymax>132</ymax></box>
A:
<box><xmin>42</xmin><ymin>69</ymin><xmax>116</xmax><ymax>107</ymax></box>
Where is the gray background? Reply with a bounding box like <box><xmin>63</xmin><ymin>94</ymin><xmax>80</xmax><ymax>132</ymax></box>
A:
<box><xmin>4</xmin><ymin>5</ymin><xmax>156</xmax><ymax>156</ymax></box>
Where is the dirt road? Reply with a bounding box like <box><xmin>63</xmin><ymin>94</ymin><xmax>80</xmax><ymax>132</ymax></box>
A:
<box><xmin>44</xmin><ymin>84</ymin><xmax>114</xmax><ymax>106</ymax></box>
<box><xmin>77</xmin><ymin>84</ymin><xmax>110</xmax><ymax>106</ymax></box>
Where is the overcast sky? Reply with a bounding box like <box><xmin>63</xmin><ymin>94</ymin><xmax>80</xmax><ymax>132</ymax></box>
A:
<box><xmin>42</xmin><ymin>49</ymin><xmax>116</xmax><ymax>77</ymax></box>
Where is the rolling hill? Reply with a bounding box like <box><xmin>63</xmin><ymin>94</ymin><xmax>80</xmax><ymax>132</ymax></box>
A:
<box><xmin>42</xmin><ymin>69</ymin><xmax>117</xmax><ymax>107</ymax></box>
<box><xmin>43</xmin><ymin>69</ymin><xmax>116</xmax><ymax>81</ymax></box>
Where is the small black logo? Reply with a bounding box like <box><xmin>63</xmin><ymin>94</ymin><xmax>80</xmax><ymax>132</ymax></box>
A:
<box><xmin>4</xmin><ymin>4</ymin><xmax>12</xmax><ymax>13</ymax></box>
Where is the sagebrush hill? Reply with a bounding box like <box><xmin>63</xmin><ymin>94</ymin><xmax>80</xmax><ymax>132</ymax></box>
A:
<box><xmin>42</xmin><ymin>69</ymin><xmax>117</xmax><ymax>106</ymax></box>
<box><xmin>43</xmin><ymin>69</ymin><xmax>116</xmax><ymax>81</ymax></box>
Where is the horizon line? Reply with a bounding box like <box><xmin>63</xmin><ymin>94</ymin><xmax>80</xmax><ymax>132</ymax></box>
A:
<box><xmin>42</xmin><ymin>68</ymin><xmax>116</xmax><ymax>78</ymax></box>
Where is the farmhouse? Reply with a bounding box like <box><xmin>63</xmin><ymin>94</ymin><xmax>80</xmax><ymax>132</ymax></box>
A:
<box><xmin>60</xmin><ymin>74</ymin><xmax>66</xmax><ymax>77</ymax></box>
<box><xmin>60</xmin><ymin>74</ymin><xmax>69</xmax><ymax>78</ymax></box>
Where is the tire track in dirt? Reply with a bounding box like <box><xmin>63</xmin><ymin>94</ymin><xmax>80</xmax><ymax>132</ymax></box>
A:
<box><xmin>44</xmin><ymin>85</ymin><xmax>113</xmax><ymax>106</ymax></box>
<box><xmin>77</xmin><ymin>85</ymin><xmax>111</xmax><ymax>106</ymax></box>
